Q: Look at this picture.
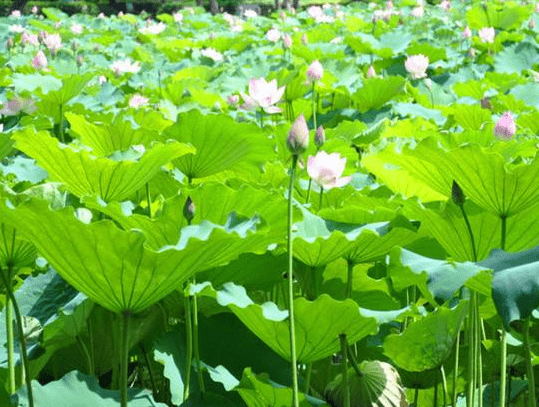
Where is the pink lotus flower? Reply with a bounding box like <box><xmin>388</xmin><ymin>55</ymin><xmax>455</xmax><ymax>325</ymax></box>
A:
<box><xmin>98</xmin><ymin>75</ymin><xmax>107</xmax><ymax>85</ymax></box>
<box><xmin>0</xmin><ymin>97</ymin><xmax>37</xmax><ymax>116</ymax></box>
<box><xmin>405</xmin><ymin>54</ymin><xmax>429</xmax><ymax>79</ymax></box>
<box><xmin>307</xmin><ymin>151</ymin><xmax>352</xmax><ymax>190</ymax></box>
<box><xmin>240</xmin><ymin>77</ymin><xmax>285</xmax><ymax>114</ymax></box>
<box><xmin>200</xmin><ymin>48</ymin><xmax>223</xmax><ymax>62</ymax></box>
<box><xmin>9</xmin><ymin>24</ymin><xmax>25</xmax><ymax>33</ymax></box>
<box><xmin>266</xmin><ymin>28</ymin><xmax>281</xmax><ymax>42</ymax></box>
<box><xmin>31</xmin><ymin>6</ymin><xmax>39</xmax><ymax>14</ymax></box>
<box><xmin>129</xmin><ymin>94</ymin><xmax>149</xmax><ymax>108</ymax></box>
<box><xmin>479</xmin><ymin>27</ymin><xmax>495</xmax><ymax>43</ymax></box>
<box><xmin>287</xmin><ymin>113</ymin><xmax>309</xmax><ymax>154</ymax></box>
<box><xmin>307</xmin><ymin>60</ymin><xmax>323</xmax><ymax>82</ymax></box>
<box><xmin>43</xmin><ymin>33</ymin><xmax>62</xmax><ymax>54</ymax></box>
<box><xmin>282</xmin><ymin>34</ymin><xmax>292</xmax><ymax>49</ymax></box>
<box><xmin>11</xmin><ymin>10</ymin><xmax>21</xmax><ymax>18</ymax></box>
<box><xmin>494</xmin><ymin>112</ymin><xmax>516</xmax><ymax>140</ymax></box>
<box><xmin>366</xmin><ymin>65</ymin><xmax>376</xmax><ymax>78</ymax></box>
<box><xmin>411</xmin><ymin>6</ymin><xmax>424</xmax><ymax>18</ymax></box>
<box><xmin>71</xmin><ymin>23</ymin><xmax>83</xmax><ymax>34</ymax></box>
<box><xmin>32</xmin><ymin>50</ymin><xmax>47</xmax><ymax>70</ymax></box>
<box><xmin>227</xmin><ymin>95</ymin><xmax>240</xmax><ymax>106</ymax></box>
<box><xmin>139</xmin><ymin>22</ymin><xmax>166</xmax><ymax>35</ymax></box>
<box><xmin>110</xmin><ymin>59</ymin><xmax>141</xmax><ymax>75</ymax></box>
<box><xmin>462</xmin><ymin>26</ymin><xmax>472</xmax><ymax>39</ymax></box>
<box><xmin>314</xmin><ymin>125</ymin><xmax>325</xmax><ymax>147</ymax></box>
<box><xmin>173</xmin><ymin>12</ymin><xmax>183</xmax><ymax>23</ymax></box>
<box><xmin>21</xmin><ymin>32</ymin><xmax>39</xmax><ymax>46</ymax></box>
<box><xmin>440</xmin><ymin>0</ymin><xmax>450</xmax><ymax>11</ymax></box>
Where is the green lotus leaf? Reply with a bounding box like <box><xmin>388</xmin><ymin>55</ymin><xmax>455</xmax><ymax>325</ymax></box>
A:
<box><xmin>293</xmin><ymin>210</ymin><xmax>417</xmax><ymax>268</ymax></box>
<box><xmin>195</xmin><ymin>284</ymin><xmax>378</xmax><ymax>364</ymax></box>
<box><xmin>493</xmin><ymin>42</ymin><xmax>539</xmax><ymax>74</ymax></box>
<box><xmin>163</xmin><ymin>110</ymin><xmax>272</xmax><ymax>180</ymax></box>
<box><xmin>83</xmin><ymin>182</ymin><xmax>288</xmax><ymax>249</ymax></box>
<box><xmin>0</xmin><ymin>131</ymin><xmax>14</xmax><ymax>161</ymax></box>
<box><xmin>0</xmin><ymin>199</ymin><xmax>272</xmax><ymax>314</ymax></box>
<box><xmin>37</xmin><ymin>74</ymin><xmax>94</xmax><ymax>106</ymax></box>
<box><xmin>13</xmin><ymin>370</ymin><xmax>166</xmax><ymax>407</ymax></box>
<box><xmin>0</xmin><ymin>223</ymin><xmax>37</xmax><ymax>270</ymax></box>
<box><xmin>466</xmin><ymin>2</ymin><xmax>530</xmax><ymax>30</ymax></box>
<box><xmin>237</xmin><ymin>368</ymin><xmax>328</xmax><ymax>407</ymax></box>
<box><xmin>66</xmin><ymin>113</ymin><xmax>160</xmax><ymax>156</ymax></box>
<box><xmin>351</xmin><ymin>76</ymin><xmax>405</xmax><ymax>113</ymax></box>
<box><xmin>12</xmin><ymin>128</ymin><xmax>194</xmax><ymax>202</ymax></box>
<box><xmin>449</xmin><ymin>104</ymin><xmax>492</xmax><ymax>132</ymax></box>
<box><xmin>324</xmin><ymin>361</ymin><xmax>407</xmax><ymax>407</ymax></box>
<box><xmin>483</xmin><ymin>246</ymin><xmax>539</xmax><ymax>330</ymax></box>
<box><xmin>388</xmin><ymin>248</ymin><xmax>486</xmax><ymax>304</ymax></box>
<box><xmin>383</xmin><ymin>301</ymin><xmax>468</xmax><ymax>371</ymax></box>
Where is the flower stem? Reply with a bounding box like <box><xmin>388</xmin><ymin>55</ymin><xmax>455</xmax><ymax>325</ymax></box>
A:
<box><xmin>5</xmin><ymin>263</ymin><xmax>15</xmax><ymax>395</ymax></box>
<box><xmin>192</xmin><ymin>281</ymin><xmax>205</xmax><ymax>395</ymax></box>
<box><xmin>524</xmin><ymin>318</ymin><xmax>536</xmax><ymax>407</ymax></box>
<box><xmin>59</xmin><ymin>103</ymin><xmax>64</xmax><ymax>143</ymax></box>
<box><xmin>183</xmin><ymin>288</ymin><xmax>193</xmax><ymax>402</ymax></box>
<box><xmin>345</xmin><ymin>260</ymin><xmax>353</xmax><ymax>299</ymax></box>
<box><xmin>467</xmin><ymin>292</ymin><xmax>476</xmax><ymax>407</ymax></box>
<box><xmin>458</xmin><ymin>204</ymin><xmax>477</xmax><ymax>262</ymax></box>
<box><xmin>305</xmin><ymin>178</ymin><xmax>312</xmax><ymax>204</ymax></box>
<box><xmin>452</xmin><ymin>330</ymin><xmax>460</xmax><ymax>407</ymax></box>
<box><xmin>318</xmin><ymin>186</ymin><xmax>324</xmax><ymax>210</ymax></box>
<box><xmin>0</xmin><ymin>265</ymin><xmax>34</xmax><ymax>407</ymax></box>
<box><xmin>120</xmin><ymin>311</ymin><xmax>130</xmax><ymax>407</ymax></box>
<box><xmin>287</xmin><ymin>154</ymin><xmax>300</xmax><ymax>407</ymax></box>
<box><xmin>500</xmin><ymin>329</ymin><xmax>507</xmax><ymax>407</ymax></box>
<box><xmin>146</xmin><ymin>182</ymin><xmax>152</xmax><ymax>218</ymax></box>
<box><xmin>311</xmin><ymin>82</ymin><xmax>317</xmax><ymax>130</ymax></box>
<box><xmin>339</xmin><ymin>334</ymin><xmax>350</xmax><ymax>407</ymax></box>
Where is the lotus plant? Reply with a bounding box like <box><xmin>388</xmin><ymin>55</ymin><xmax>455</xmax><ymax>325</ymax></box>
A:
<box><xmin>241</xmin><ymin>77</ymin><xmax>285</xmax><ymax>126</ymax></box>
<box><xmin>494</xmin><ymin>111</ymin><xmax>516</xmax><ymax>140</ymax></box>
<box><xmin>404</xmin><ymin>54</ymin><xmax>429</xmax><ymax>79</ymax></box>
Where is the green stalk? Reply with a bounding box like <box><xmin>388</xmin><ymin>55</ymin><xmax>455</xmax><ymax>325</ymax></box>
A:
<box><xmin>146</xmin><ymin>183</ymin><xmax>152</xmax><ymax>218</ymax></box>
<box><xmin>305</xmin><ymin>178</ymin><xmax>312</xmax><ymax>205</ymax></box>
<box><xmin>441</xmin><ymin>365</ymin><xmax>448</xmax><ymax>407</ymax></box>
<box><xmin>414</xmin><ymin>387</ymin><xmax>419</xmax><ymax>407</ymax></box>
<box><xmin>140</xmin><ymin>345</ymin><xmax>158</xmax><ymax>400</ymax></box>
<box><xmin>434</xmin><ymin>369</ymin><xmax>439</xmax><ymax>407</ymax></box>
<box><xmin>311</xmin><ymin>82</ymin><xmax>317</xmax><ymax>130</ymax></box>
<box><xmin>459</xmin><ymin>205</ymin><xmax>478</xmax><ymax>262</ymax></box>
<box><xmin>58</xmin><ymin>103</ymin><xmax>64</xmax><ymax>143</ymax></box>
<box><xmin>500</xmin><ymin>329</ymin><xmax>507</xmax><ymax>407</ymax></box>
<box><xmin>467</xmin><ymin>292</ymin><xmax>477</xmax><ymax>407</ymax></box>
<box><xmin>120</xmin><ymin>311</ymin><xmax>130</xmax><ymax>407</ymax></box>
<box><xmin>304</xmin><ymin>363</ymin><xmax>312</xmax><ymax>394</ymax></box>
<box><xmin>76</xmin><ymin>335</ymin><xmax>94</xmax><ymax>375</ymax></box>
<box><xmin>500</xmin><ymin>215</ymin><xmax>507</xmax><ymax>251</ymax></box>
<box><xmin>339</xmin><ymin>334</ymin><xmax>350</xmax><ymax>407</ymax></box>
<box><xmin>183</xmin><ymin>289</ymin><xmax>193</xmax><ymax>402</ymax></box>
<box><xmin>318</xmin><ymin>186</ymin><xmax>324</xmax><ymax>211</ymax></box>
<box><xmin>345</xmin><ymin>343</ymin><xmax>362</xmax><ymax>377</ymax></box>
<box><xmin>192</xmin><ymin>284</ymin><xmax>205</xmax><ymax>395</ymax></box>
<box><xmin>259</xmin><ymin>109</ymin><xmax>264</xmax><ymax>128</ymax></box>
<box><xmin>476</xmin><ymin>299</ymin><xmax>483</xmax><ymax>407</ymax></box>
<box><xmin>345</xmin><ymin>260</ymin><xmax>354</xmax><ymax>299</ymax></box>
<box><xmin>0</xmin><ymin>266</ymin><xmax>34</xmax><ymax>407</ymax></box>
<box><xmin>287</xmin><ymin>154</ymin><xmax>300</xmax><ymax>407</ymax></box>
<box><xmin>5</xmin><ymin>263</ymin><xmax>15</xmax><ymax>395</ymax></box>
<box><xmin>523</xmin><ymin>318</ymin><xmax>536</xmax><ymax>407</ymax></box>
<box><xmin>453</xmin><ymin>329</ymin><xmax>461</xmax><ymax>407</ymax></box>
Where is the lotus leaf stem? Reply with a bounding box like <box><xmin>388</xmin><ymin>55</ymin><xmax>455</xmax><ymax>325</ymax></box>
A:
<box><xmin>500</xmin><ymin>329</ymin><xmax>507</xmax><ymax>407</ymax></box>
<box><xmin>524</xmin><ymin>318</ymin><xmax>536</xmax><ymax>407</ymax></box>
<box><xmin>120</xmin><ymin>311</ymin><xmax>130</xmax><ymax>407</ymax></box>
<box><xmin>345</xmin><ymin>343</ymin><xmax>362</xmax><ymax>377</ymax></box>
<box><xmin>500</xmin><ymin>215</ymin><xmax>507</xmax><ymax>251</ymax></box>
<box><xmin>192</xmin><ymin>282</ymin><xmax>205</xmax><ymax>395</ymax></box>
<box><xmin>140</xmin><ymin>344</ymin><xmax>158</xmax><ymax>400</ymax></box>
<box><xmin>345</xmin><ymin>260</ymin><xmax>354</xmax><ymax>299</ymax></box>
<box><xmin>146</xmin><ymin>183</ymin><xmax>152</xmax><ymax>218</ymax></box>
<box><xmin>467</xmin><ymin>292</ymin><xmax>477</xmax><ymax>407</ymax></box>
<box><xmin>304</xmin><ymin>363</ymin><xmax>312</xmax><ymax>394</ymax></box>
<box><xmin>5</xmin><ymin>263</ymin><xmax>15</xmax><ymax>395</ymax></box>
<box><xmin>287</xmin><ymin>154</ymin><xmax>300</xmax><ymax>407</ymax></box>
<box><xmin>183</xmin><ymin>287</ymin><xmax>193</xmax><ymax>402</ymax></box>
<box><xmin>441</xmin><ymin>365</ymin><xmax>448</xmax><ymax>407</ymax></box>
<box><xmin>452</xmin><ymin>329</ymin><xmax>460</xmax><ymax>407</ymax></box>
<box><xmin>318</xmin><ymin>186</ymin><xmax>324</xmax><ymax>211</ymax></box>
<box><xmin>339</xmin><ymin>334</ymin><xmax>350</xmax><ymax>407</ymax></box>
<box><xmin>0</xmin><ymin>265</ymin><xmax>34</xmax><ymax>407</ymax></box>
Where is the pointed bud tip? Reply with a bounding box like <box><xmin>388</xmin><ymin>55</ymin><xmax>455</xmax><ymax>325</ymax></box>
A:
<box><xmin>451</xmin><ymin>180</ymin><xmax>465</xmax><ymax>206</ymax></box>
<box><xmin>287</xmin><ymin>113</ymin><xmax>309</xmax><ymax>155</ymax></box>
<box><xmin>183</xmin><ymin>196</ymin><xmax>195</xmax><ymax>222</ymax></box>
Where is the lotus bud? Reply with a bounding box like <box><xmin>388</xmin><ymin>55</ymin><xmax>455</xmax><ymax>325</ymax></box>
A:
<box><xmin>462</xmin><ymin>26</ymin><xmax>472</xmax><ymax>39</ymax></box>
<box><xmin>183</xmin><ymin>196</ymin><xmax>195</xmax><ymax>222</ymax></box>
<box><xmin>315</xmin><ymin>125</ymin><xmax>325</xmax><ymax>148</ymax></box>
<box><xmin>6</xmin><ymin>37</ymin><xmax>14</xmax><ymax>51</ymax></box>
<box><xmin>529</xmin><ymin>18</ymin><xmax>536</xmax><ymax>29</ymax></box>
<box><xmin>287</xmin><ymin>113</ymin><xmax>309</xmax><ymax>155</ymax></box>
<box><xmin>227</xmin><ymin>94</ymin><xmax>240</xmax><ymax>106</ymax></box>
<box><xmin>468</xmin><ymin>48</ymin><xmax>476</xmax><ymax>58</ymax></box>
<box><xmin>32</xmin><ymin>50</ymin><xmax>47</xmax><ymax>70</ymax></box>
<box><xmin>366</xmin><ymin>65</ymin><xmax>376</xmax><ymax>78</ymax></box>
<box><xmin>451</xmin><ymin>181</ymin><xmax>465</xmax><ymax>206</ymax></box>
<box><xmin>282</xmin><ymin>34</ymin><xmax>292</xmax><ymax>49</ymax></box>
<box><xmin>307</xmin><ymin>60</ymin><xmax>323</xmax><ymax>82</ymax></box>
<box><xmin>494</xmin><ymin>111</ymin><xmax>516</xmax><ymax>140</ymax></box>
<box><xmin>76</xmin><ymin>55</ymin><xmax>83</xmax><ymax>67</ymax></box>
<box><xmin>301</xmin><ymin>33</ymin><xmax>308</xmax><ymax>45</ymax></box>
<box><xmin>71</xmin><ymin>41</ymin><xmax>79</xmax><ymax>52</ymax></box>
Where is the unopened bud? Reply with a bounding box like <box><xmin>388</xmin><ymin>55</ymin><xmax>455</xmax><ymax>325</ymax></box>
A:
<box><xmin>282</xmin><ymin>34</ymin><xmax>292</xmax><ymax>49</ymax></box>
<box><xmin>314</xmin><ymin>125</ymin><xmax>325</xmax><ymax>148</ymax></box>
<box><xmin>183</xmin><ymin>196</ymin><xmax>195</xmax><ymax>222</ymax></box>
<box><xmin>76</xmin><ymin>55</ymin><xmax>83</xmax><ymax>67</ymax></box>
<box><xmin>301</xmin><ymin>33</ymin><xmax>308</xmax><ymax>45</ymax></box>
<box><xmin>306</xmin><ymin>60</ymin><xmax>323</xmax><ymax>82</ymax></box>
<box><xmin>480</xmin><ymin>96</ymin><xmax>491</xmax><ymax>110</ymax></box>
<box><xmin>452</xmin><ymin>180</ymin><xmax>465</xmax><ymax>206</ymax></box>
<box><xmin>6</xmin><ymin>37</ymin><xmax>14</xmax><ymax>50</ymax></box>
<box><xmin>287</xmin><ymin>113</ymin><xmax>309</xmax><ymax>155</ymax></box>
<box><xmin>71</xmin><ymin>41</ymin><xmax>79</xmax><ymax>52</ymax></box>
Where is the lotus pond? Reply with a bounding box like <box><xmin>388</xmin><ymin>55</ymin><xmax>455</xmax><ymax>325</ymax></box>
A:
<box><xmin>1</xmin><ymin>1</ymin><xmax>539</xmax><ymax>406</ymax></box>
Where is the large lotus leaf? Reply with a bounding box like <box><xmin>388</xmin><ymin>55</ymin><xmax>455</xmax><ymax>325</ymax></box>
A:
<box><xmin>37</xmin><ymin>74</ymin><xmax>93</xmax><ymax>106</ymax></box>
<box><xmin>362</xmin><ymin>147</ymin><xmax>447</xmax><ymax>202</ymax></box>
<box><xmin>12</xmin><ymin>128</ymin><xmax>194</xmax><ymax>202</ymax></box>
<box><xmin>412</xmin><ymin>200</ymin><xmax>539</xmax><ymax>262</ymax></box>
<box><xmin>388</xmin><ymin>248</ymin><xmax>486</xmax><ymax>304</ymax></box>
<box><xmin>13</xmin><ymin>370</ymin><xmax>166</xmax><ymax>407</ymax></box>
<box><xmin>0</xmin><ymin>223</ymin><xmax>37</xmax><ymax>269</ymax></box>
<box><xmin>449</xmin><ymin>104</ymin><xmax>492</xmax><ymax>131</ymax></box>
<box><xmin>351</xmin><ymin>76</ymin><xmax>405</xmax><ymax>113</ymax></box>
<box><xmin>325</xmin><ymin>361</ymin><xmax>407</xmax><ymax>407</ymax></box>
<box><xmin>383</xmin><ymin>301</ymin><xmax>468</xmax><ymax>371</ymax></box>
<box><xmin>465</xmin><ymin>2</ymin><xmax>530</xmax><ymax>30</ymax></box>
<box><xmin>482</xmin><ymin>246</ymin><xmax>539</xmax><ymax>330</ymax></box>
<box><xmin>0</xmin><ymin>199</ymin><xmax>272</xmax><ymax>314</ymax></box>
<box><xmin>83</xmin><ymin>183</ymin><xmax>288</xmax><ymax>249</ymax></box>
<box><xmin>292</xmin><ymin>210</ymin><xmax>417</xmax><ymax>268</ymax></box>
<box><xmin>0</xmin><ymin>131</ymin><xmax>14</xmax><ymax>160</ymax></box>
<box><xmin>163</xmin><ymin>110</ymin><xmax>272</xmax><ymax>179</ymax></box>
<box><xmin>494</xmin><ymin>42</ymin><xmax>539</xmax><ymax>74</ymax></box>
<box><xmin>195</xmin><ymin>283</ymin><xmax>378</xmax><ymax>364</ymax></box>
<box><xmin>66</xmin><ymin>113</ymin><xmax>160</xmax><ymax>156</ymax></box>
<box><xmin>381</xmin><ymin>138</ymin><xmax>539</xmax><ymax>216</ymax></box>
